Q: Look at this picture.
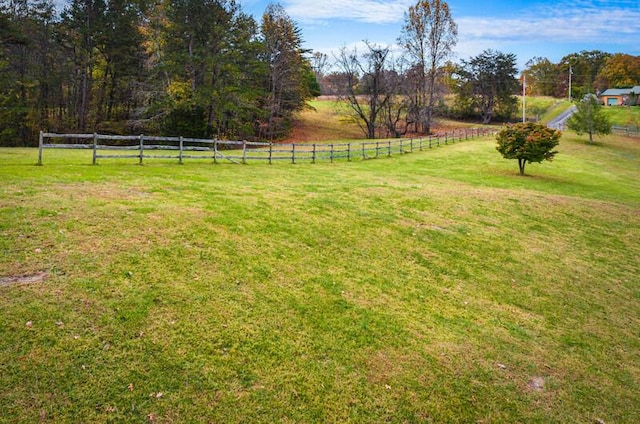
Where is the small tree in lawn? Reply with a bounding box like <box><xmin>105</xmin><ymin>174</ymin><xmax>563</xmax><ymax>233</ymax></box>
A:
<box><xmin>496</xmin><ymin>123</ymin><xmax>561</xmax><ymax>175</ymax></box>
<box><xmin>566</xmin><ymin>94</ymin><xmax>611</xmax><ymax>144</ymax></box>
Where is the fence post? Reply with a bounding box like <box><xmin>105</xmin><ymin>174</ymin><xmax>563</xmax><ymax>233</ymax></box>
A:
<box><xmin>291</xmin><ymin>143</ymin><xmax>296</xmax><ymax>164</ymax></box>
<box><xmin>347</xmin><ymin>143</ymin><xmax>351</xmax><ymax>161</ymax></box>
<box><xmin>178</xmin><ymin>136</ymin><xmax>183</xmax><ymax>164</ymax></box>
<box><xmin>242</xmin><ymin>140</ymin><xmax>247</xmax><ymax>164</ymax></box>
<box><xmin>388</xmin><ymin>141</ymin><xmax>391</xmax><ymax>156</ymax></box>
<box><xmin>376</xmin><ymin>141</ymin><xmax>379</xmax><ymax>158</ymax></box>
<box><xmin>139</xmin><ymin>134</ymin><xmax>144</xmax><ymax>165</ymax></box>
<box><xmin>330</xmin><ymin>144</ymin><xmax>334</xmax><ymax>163</ymax></box>
<box><xmin>400</xmin><ymin>139</ymin><xmax>404</xmax><ymax>154</ymax></box>
<box><xmin>312</xmin><ymin>143</ymin><xmax>316</xmax><ymax>164</ymax></box>
<box><xmin>37</xmin><ymin>131</ymin><xmax>44</xmax><ymax>165</ymax></box>
<box><xmin>92</xmin><ymin>133</ymin><xmax>98</xmax><ymax>165</ymax></box>
<box><xmin>213</xmin><ymin>139</ymin><xmax>218</xmax><ymax>164</ymax></box>
<box><xmin>410</xmin><ymin>138</ymin><xmax>414</xmax><ymax>152</ymax></box>
<box><xmin>362</xmin><ymin>142</ymin><xmax>366</xmax><ymax>160</ymax></box>
<box><xmin>268</xmin><ymin>142</ymin><xmax>273</xmax><ymax>164</ymax></box>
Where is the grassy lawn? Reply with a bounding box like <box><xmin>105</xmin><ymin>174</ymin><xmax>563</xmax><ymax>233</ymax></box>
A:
<box><xmin>517</xmin><ymin>96</ymin><xmax>564</xmax><ymax>123</ymax></box>
<box><xmin>1</xmin><ymin>131</ymin><xmax>639</xmax><ymax>423</ymax></box>
<box><xmin>537</xmin><ymin>99</ymin><xmax>573</xmax><ymax>124</ymax></box>
<box><xmin>602</xmin><ymin>106</ymin><xmax>640</xmax><ymax>127</ymax></box>
<box><xmin>290</xmin><ymin>98</ymin><xmax>364</xmax><ymax>141</ymax></box>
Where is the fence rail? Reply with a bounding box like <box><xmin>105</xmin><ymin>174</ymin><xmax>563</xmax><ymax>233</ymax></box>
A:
<box><xmin>612</xmin><ymin>125</ymin><xmax>640</xmax><ymax>137</ymax></box>
<box><xmin>37</xmin><ymin>128</ymin><xmax>497</xmax><ymax>165</ymax></box>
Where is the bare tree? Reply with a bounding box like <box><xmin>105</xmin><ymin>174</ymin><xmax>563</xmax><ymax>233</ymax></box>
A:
<box><xmin>310</xmin><ymin>51</ymin><xmax>329</xmax><ymax>78</ymax></box>
<box><xmin>380</xmin><ymin>65</ymin><xmax>410</xmax><ymax>138</ymax></box>
<box><xmin>334</xmin><ymin>42</ymin><xmax>394</xmax><ymax>139</ymax></box>
<box><xmin>399</xmin><ymin>0</ymin><xmax>457</xmax><ymax>134</ymax></box>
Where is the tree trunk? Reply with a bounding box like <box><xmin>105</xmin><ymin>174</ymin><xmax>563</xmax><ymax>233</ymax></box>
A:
<box><xmin>518</xmin><ymin>158</ymin><xmax>526</xmax><ymax>175</ymax></box>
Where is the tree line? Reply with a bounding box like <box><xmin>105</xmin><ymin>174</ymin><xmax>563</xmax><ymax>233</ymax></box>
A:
<box><xmin>523</xmin><ymin>52</ymin><xmax>640</xmax><ymax>99</ymax></box>
<box><xmin>0</xmin><ymin>0</ymin><xmax>318</xmax><ymax>146</ymax></box>
<box><xmin>2</xmin><ymin>0</ymin><xmax>639</xmax><ymax>146</ymax></box>
<box><xmin>320</xmin><ymin>0</ymin><xmax>519</xmax><ymax>139</ymax></box>
<box><xmin>321</xmin><ymin>47</ymin><xmax>640</xmax><ymax>139</ymax></box>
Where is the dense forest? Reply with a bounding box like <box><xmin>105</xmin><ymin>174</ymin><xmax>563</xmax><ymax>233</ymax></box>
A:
<box><xmin>0</xmin><ymin>0</ymin><xmax>319</xmax><ymax>146</ymax></box>
<box><xmin>1</xmin><ymin>0</ymin><xmax>639</xmax><ymax>146</ymax></box>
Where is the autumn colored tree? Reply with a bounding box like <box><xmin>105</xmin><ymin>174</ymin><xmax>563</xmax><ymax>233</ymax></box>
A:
<box><xmin>567</xmin><ymin>95</ymin><xmax>611</xmax><ymax>144</ymax></box>
<box><xmin>398</xmin><ymin>0</ymin><xmax>457</xmax><ymax>134</ymax></box>
<box><xmin>596</xmin><ymin>53</ymin><xmax>640</xmax><ymax>89</ymax></box>
<box><xmin>522</xmin><ymin>57</ymin><xmax>563</xmax><ymax>97</ymax></box>
<box><xmin>496</xmin><ymin>122</ymin><xmax>561</xmax><ymax>175</ymax></box>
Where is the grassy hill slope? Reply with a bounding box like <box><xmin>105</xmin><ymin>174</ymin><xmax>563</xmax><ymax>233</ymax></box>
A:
<box><xmin>0</xmin><ymin>130</ymin><xmax>639</xmax><ymax>422</ymax></box>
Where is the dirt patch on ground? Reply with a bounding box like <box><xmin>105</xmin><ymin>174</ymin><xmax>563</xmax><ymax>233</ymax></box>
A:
<box><xmin>0</xmin><ymin>272</ymin><xmax>48</xmax><ymax>287</ymax></box>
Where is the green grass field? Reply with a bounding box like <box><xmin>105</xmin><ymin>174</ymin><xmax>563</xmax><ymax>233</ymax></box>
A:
<box><xmin>1</xmin><ymin>129</ymin><xmax>639</xmax><ymax>422</ymax></box>
<box><xmin>602</xmin><ymin>105</ymin><xmax>640</xmax><ymax>127</ymax></box>
<box><xmin>518</xmin><ymin>96</ymin><xmax>566</xmax><ymax>123</ymax></box>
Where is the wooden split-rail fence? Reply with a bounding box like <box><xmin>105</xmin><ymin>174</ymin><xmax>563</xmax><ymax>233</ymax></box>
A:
<box><xmin>37</xmin><ymin>128</ymin><xmax>497</xmax><ymax>165</ymax></box>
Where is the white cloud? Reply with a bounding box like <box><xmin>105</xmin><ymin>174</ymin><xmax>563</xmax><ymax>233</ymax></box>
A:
<box><xmin>283</xmin><ymin>0</ymin><xmax>413</xmax><ymax>24</ymax></box>
<box><xmin>287</xmin><ymin>0</ymin><xmax>640</xmax><ymax>68</ymax></box>
<box><xmin>457</xmin><ymin>1</ymin><xmax>640</xmax><ymax>45</ymax></box>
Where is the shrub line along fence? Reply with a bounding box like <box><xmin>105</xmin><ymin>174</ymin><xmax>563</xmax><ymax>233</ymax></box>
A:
<box><xmin>37</xmin><ymin>128</ymin><xmax>497</xmax><ymax>165</ymax></box>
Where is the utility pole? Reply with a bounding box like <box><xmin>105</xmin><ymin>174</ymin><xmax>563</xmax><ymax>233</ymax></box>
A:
<box><xmin>522</xmin><ymin>74</ymin><xmax>526</xmax><ymax>123</ymax></box>
<box><xmin>568</xmin><ymin>66</ymin><xmax>573</xmax><ymax>101</ymax></box>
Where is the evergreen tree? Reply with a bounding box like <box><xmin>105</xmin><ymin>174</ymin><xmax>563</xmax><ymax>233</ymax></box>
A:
<box><xmin>61</xmin><ymin>0</ymin><xmax>109</xmax><ymax>131</ymax></box>
<box><xmin>94</xmin><ymin>0</ymin><xmax>146</xmax><ymax>128</ymax></box>
<box><xmin>453</xmin><ymin>49</ymin><xmax>518</xmax><ymax>124</ymax></box>
<box><xmin>0</xmin><ymin>0</ymin><xmax>58</xmax><ymax>145</ymax></box>
<box><xmin>149</xmin><ymin>0</ymin><xmax>264</xmax><ymax>138</ymax></box>
<box><xmin>260</xmin><ymin>2</ymin><xmax>310</xmax><ymax>140</ymax></box>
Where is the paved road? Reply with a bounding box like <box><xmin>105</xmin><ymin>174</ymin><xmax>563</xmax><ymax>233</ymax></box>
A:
<box><xmin>547</xmin><ymin>105</ymin><xmax>576</xmax><ymax>130</ymax></box>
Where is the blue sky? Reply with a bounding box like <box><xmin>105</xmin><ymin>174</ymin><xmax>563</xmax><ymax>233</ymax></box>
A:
<box><xmin>240</xmin><ymin>0</ymin><xmax>640</xmax><ymax>69</ymax></box>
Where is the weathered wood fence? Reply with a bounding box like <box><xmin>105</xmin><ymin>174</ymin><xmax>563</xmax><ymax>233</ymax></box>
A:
<box><xmin>612</xmin><ymin>125</ymin><xmax>640</xmax><ymax>137</ymax></box>
<box><xmin>37</xmin><ymin>128</ymin><xmax>496</xmax><ymax>165</ymax></box>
